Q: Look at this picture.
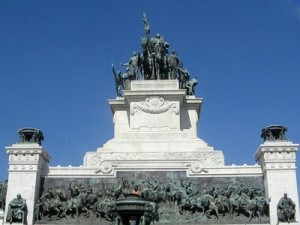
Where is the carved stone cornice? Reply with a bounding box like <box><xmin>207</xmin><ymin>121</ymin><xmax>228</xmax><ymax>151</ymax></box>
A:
<box><xmin>85</xmin><ymin>151</ymin><xmax>224</xmax><ymax>175</ymax></box>
<box><xmin>88</xmin><ymin>151</ymin><xmax>223</xmax><ymax>166</ymax></box>
<box><xmin>255</xmin><ymin>143</ymin><xmax>298</xmax><ymax>161</ymax></box>
<box><xmin>6</xmin><ymin>144</ymin><xmax>51</xmax><ymax>164</ymax></box>
<box><xmin>254</xmin><ymin>142</ymin><xmax>298</xmax><ymax>171</ymax></box>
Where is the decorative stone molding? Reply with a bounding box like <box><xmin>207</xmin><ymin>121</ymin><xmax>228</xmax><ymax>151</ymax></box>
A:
<box><xmin>6</xmin><ymin>148</ymin><xmax>51</xmax><ymax>164</ymax></box>
<box><xmin>99</xmin><ymin>161</ymin><xmax>113</xmax><ymax>174</ymax></box>
<box><xmin>46</xmin><ymin>164</ymin><xmax>262</xmax><ymax>178</ymax></box>
<box><xmin>99</xmin><ymin>152</ymin><xmax>223</xmax><ymax>163</ymax></box>
<box><xmin>265</xmin><ymin>162</ymin><xmax>295</xmax><ymax>169</ymax></box>
<box><xmin>190</xmin><ymin>161</ymin><xmax>207</xmax><ymax>173</ymax></box>
<box><xmin>130</xmin><ymin>96</ymin><xmax>179</xmax><ymax>115</ymax></box>
<box><xmin>84</xmin><ymin>149</ymin><xmax>225</xmax><ymax>177</ymax></box>
<box><xmin>255</xmin><ymin>143</ymin><xmax>298</xmax><ymax>171</ymax></box>
<box><xmin>90</xmin><ymin>155</ymin><xmax>102</xmax><ymax>166</ymax></box>
<box><xmin>9</xmin><ymin>164</ymin><xmax>38</xmax><ymax>171</ymax></box>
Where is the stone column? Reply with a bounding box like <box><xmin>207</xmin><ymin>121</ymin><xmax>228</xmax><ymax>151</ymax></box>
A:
<box><xmin>4</xmin><ymin>128</ymin><xmax>50</xmax><ymax>225</ymax></box>
<box><xmin>0</xmin><ymin>209</ymin><xmax>4</xmax><ymax>225</ymax></box>
<box><xmin>255</xmin><ymin>125</ymin><xmax>299</xmax><ymax>225</ymax></box>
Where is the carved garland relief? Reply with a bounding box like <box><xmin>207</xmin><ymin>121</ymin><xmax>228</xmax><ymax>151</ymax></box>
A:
<box><xmin>90</xmin><ymin>152</ymin><xmax>223</xmax><ymax>165</ymax></box>
<box><xmin>99</xmin><ymin>161</ymin><xmax>113</xmax><ymax>174</ymax></box>
<box><xmin>89</xmin><ymin>152</ymin><xmax>224</xmax><ymax>174</ymax></box>
<box><xmin>130</xmin><ymin>96</ymin><xmax>179</xmax><ymax>115</ymax></box>
<box><xmin>96</xmin><ymin>161</ymin><xmax>210</xmax><ymax>174</ymax></box>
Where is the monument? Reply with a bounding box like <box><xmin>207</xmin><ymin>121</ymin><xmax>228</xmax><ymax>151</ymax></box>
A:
<box><xmin>2</xmin><ymin>13</ymin><xmax>299</xmax><ymax>225</ymax></box>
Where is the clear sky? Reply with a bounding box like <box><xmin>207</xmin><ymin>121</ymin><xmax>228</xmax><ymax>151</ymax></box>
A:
<box><xmin>1</xmin><ymin>0</ymin><xmax>300</xmax><ymax>192</ymax></box>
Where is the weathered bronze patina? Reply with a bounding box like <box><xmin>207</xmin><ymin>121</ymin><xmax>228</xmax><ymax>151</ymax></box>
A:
<box><xmin>37</xmin><ymin>173</ymin><xmax>270</xmax><ymax>224</ymax></box>
<box><xmin>116</xmin><ymin>194</ymin><xmax>158</xmax><ymax>225</ymax></box>
<box><xmin>261</xmin><ymin>125</ymin><xmax>287</xmax><ymax>141</ymax></box>
<box><xmin>111</xmin><ymin>13</ymin><xmax>198</xmax><ymax>97</ymax></box>
<box><xmin>17</xmin><ymin>127</ymin><xmax>44</xmax><ymax>145</ymax></box>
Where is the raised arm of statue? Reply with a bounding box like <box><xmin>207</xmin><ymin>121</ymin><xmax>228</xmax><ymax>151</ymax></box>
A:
<box><xmin>112</xmin><ymin>63</ymin><xmax>117</xmax><ymax>76</ymax></box>
<box><xmin>111</xmin><ymin>63</ymin><xmax>124</xmax><ymax>96</ymax></box>
<box><xmin>143</xmin><ymin>12</ymin><xmax>150</xmax><ymax>37</ymax></box>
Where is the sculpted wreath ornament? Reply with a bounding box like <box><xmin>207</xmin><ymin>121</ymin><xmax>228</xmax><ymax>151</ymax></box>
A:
<box><xmin>99</xmin><ymin>162</ymin><xmax>113</xmax><ymax>174</ymax></box>
<box><xmin>190</xmin><ymin>161</ymin><xmax>203</xmax><ymax>173</ymax></box>
<box><xmin>131</xmin><ymin>96</ymin><xmax>179</xmax><ymax>115</ymax></box>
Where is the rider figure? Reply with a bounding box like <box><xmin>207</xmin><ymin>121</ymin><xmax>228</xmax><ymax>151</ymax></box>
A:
<box><xmin>121</xmin><ymin>51</ymin><xmax>140</xmax><ymax>80</ymax></box>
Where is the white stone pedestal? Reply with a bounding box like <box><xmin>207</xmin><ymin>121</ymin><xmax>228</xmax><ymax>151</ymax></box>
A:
<box><xmin>4</xmin><ymin>80</ymin><xmax>299</xmax><ymax>225</ymax></box>
<box><xmin>255</xmin><ymin>140</ymin><xmax>299</xmax><ymax>225</ymax></box>
<box><xmin>5</xmin><ymin>143</ymin><xmax>50</xmax><ymax>225</ymax></box>
<box><xmin>84</xmin><ymin>80</ymin><xmax>224</xmax><ymax>175</ymax></box>
<box><xmin>0</xmin><ymin>209</ymin><xmax>4</xmax><ymax>225</ymax></box>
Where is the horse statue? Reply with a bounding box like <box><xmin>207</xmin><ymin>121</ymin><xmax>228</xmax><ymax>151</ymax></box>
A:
<box><xmin>152</xmin><ymin>37</ymin><xmax>169</xmax><ymax>80</ymax></box>
<box><xmin>141</xmin><ymin>37</ymin><xmax>154</xmax><ymax>80</ymax></box>
<box><xmin>40</xmin><ymin>188</ymin><xmax>69</xmax><ymax>220</ymax></box>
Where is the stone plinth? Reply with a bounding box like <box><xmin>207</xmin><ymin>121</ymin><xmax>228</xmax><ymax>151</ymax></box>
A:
<box><xmin>5</xmin><ymin>80</ymin><xmax>299</xmax><ymax>225</ymax></box>
<box><xmin>5</xmin><ymin>143</ymin><xmax>50</xmax><ymax>225</ymax></box>
<box><xmin>84</xmin><ymin>80</ymin><xmax>224</xmax><ymax>175</ymax></box>
<box><xmin>255</xmin><ymin>140</ymin><xmax>299</xmax><ymax>225</ymax></box>
<box><xmin>0</xmin><ymin>210</ymin><xmax>4</xmax><ymax>225</ymax></box>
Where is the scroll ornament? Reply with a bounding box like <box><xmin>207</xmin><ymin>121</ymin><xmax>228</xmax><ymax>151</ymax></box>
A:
<box><xmin>131</xmin><ymin>96</ymin><xmax>179</xmax><ymax>115</ymax></box>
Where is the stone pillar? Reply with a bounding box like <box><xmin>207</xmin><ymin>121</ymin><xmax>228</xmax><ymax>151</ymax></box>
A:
<box><xmin>4</xmin><ymin>128</ymin><xmax>50</xmax><ymax>225</ymax></box>
<box><xmin>0</xmin><ymin>209</ymin><xmax>4</xmax><ymax>225</ymax></box>
<box><xmin>255</xmin><ymin>125</ymin><xmax>299</xmax><ymax>225</ymax></box>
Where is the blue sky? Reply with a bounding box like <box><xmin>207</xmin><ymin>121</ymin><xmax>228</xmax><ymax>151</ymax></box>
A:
<box><xmin>0</xmin><ymin>0</ymin><xmax>300</xmax><ymax>192</ymax></box>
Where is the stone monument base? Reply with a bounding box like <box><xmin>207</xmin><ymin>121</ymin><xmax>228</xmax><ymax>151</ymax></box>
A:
<box><xmin>0</xmin><ymin>210</ymin><xmax>4</xmax><ymax>225</ymax></box>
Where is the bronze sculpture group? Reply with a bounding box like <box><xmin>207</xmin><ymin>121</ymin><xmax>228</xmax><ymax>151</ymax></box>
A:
<box><xmin>112</xmin><ymin>13</ymin><xmax>198</xmax><ymax>97</ymax></box>
<box><xmin>0</xmin><ymin>180</ymin><xmax>7</xmax><ymax>210</ymax></box>
<box><xmin>17</xmin><ymin>128</ymin><xmax>44</xmax><ymax>145</ymax></box>
<box><xmin>1</xmin><ymin>13</ymin><xmax>297</xmax><ymax>225</ymax></box>
<box><xmin>6</xmin><ymin>178</ymin><xmax>297</xmax><ymax>224</ymax></box>
<box><xmin>34</xmin><ymin>177</ymin><xmax>271</xmax><ymax>224</ymax></box>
